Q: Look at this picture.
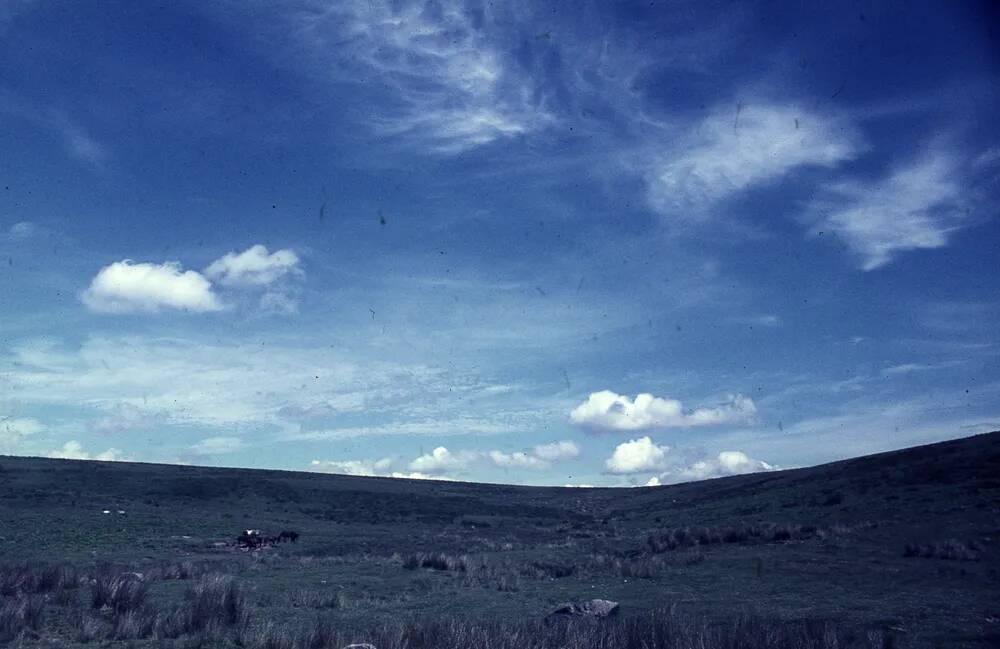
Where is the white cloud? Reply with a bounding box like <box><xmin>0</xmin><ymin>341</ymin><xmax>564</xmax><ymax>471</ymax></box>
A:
<box><xmin>204</xmin><ymin>245</ymin><xmax>301</xmax><ymax>287</ymax></box>
<box><xmin>408</xmin><ymin>446</ymin><xmax>478</xmax><ymax>473</ymax></box>
<box><xmin>388</xmin><ymin>471</ymin><xmax>456</xmax><ymax>481</ymax></box>
<box><xmin>666</xmin><ymin>450</ymin><xmax>774</xmax><ymax>483</ymax></box>
<box><xmin>187</xmin><ymin>436</ymin><xmax>244</xmax><ymax>456</ymax></box>
<box><xmin>292</xmin><ymin>1</ymin><xmax>550</xmax><ymax>153</ymax></box>
<box><xmin>48</xmin><ymin>440</ymin><xmax>125</xmax><ymax>462</ymax></box>
<box><xmin>91</xmin><ymin>403</ymin><xmax>164</xmax><ymax>434</ymax></box>
<box><xmin>816</xmin><ymin>152</ymin><xmax>965</xmax><ymax>270</ymax></box>
<box><xmin>570</xmin><ymin>390</ymin><xmax>757</xmax><ymax>432</ymax></box>
<box><xmin>533</xmin><ymin>440</ymin><xmax>580</xmax><ymax>461</ymax></box>
<box><xmin>310</xmin><ymin>457</ymin><xmax>392</xmax><ymax>476</ymax></box>
<box><xmin>647</xmin><ymin>104</ymin><xmax>858</xmax><ymax>218</ymax></box>
<box><xmin>881</xmin><ymin>361</ymin><xmax>961</xmax><ymax>377</ymax></box>
<box><xmin>8</xmin><ymin>221</ymin><xmax>37</xmax><ymax>240</ymax></box>
<box><xmin>81</xmin><ymin>260</ymin><xmax>222</xmax><ymax>314</ymax></box>
<box><xmin>0</xmin><ymin>92</ymin><xmax>108</xmax><ymax>169</ymax></box>
<box><xmin>1</xmin><ymin>335</ymin><xmax>523</xmax><ymax>446</ymax></box>
<box><xmin>605</xmin><ymin>436</ymin><xmax>670</xmax><ymax>474</ymax></box>
<box><xmin>258</xmin><ymin>291</ymin><xmax>299</xmax><ymax>315</ymax></box>
<box><xmin>487</xmin><ymin>440</ymin><xmax>580</xmax><ymax>470</ymax></box>
<box><xmin>0</xmin><ymin>416</ymin><xmax>42</xmax><ymax>446</ymax></box>
<box><xmin>488</xmin><ymin>450</ymin><xmax>548</xmax><ymax>470</ymax></box>
<box><xmin>644</xmin><ymin>476</ymin><xmax>661</xmax><ymax>487</ymax></box>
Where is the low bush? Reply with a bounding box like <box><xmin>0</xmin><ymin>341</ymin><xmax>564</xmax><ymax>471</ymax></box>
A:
<box><xmin>401</xmin><ymin>552</ymin><xmax>469</xmax><ymax>572</ymax></box>
<box><xmin>90</xmin><ymin>573</ymin><xmax>148</xmax><ymax>614</ymax></box>
<box><xmin>0</xmin><ymin>593</ymin><xmax>45</xmax><ymax>642</ymax></box>
<box><xmin>647</xmin><ymin>522</ymin><xmax>821</xmax><ymax>553</ymax></box>
<box><xmin>903</xmin><ymin>539</ymin><xmax>982</xmax><ymax>561</ymax></box>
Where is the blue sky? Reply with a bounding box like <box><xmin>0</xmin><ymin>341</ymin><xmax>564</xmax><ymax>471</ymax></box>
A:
<box><xmin>1</xmin><ymin>0</ymin><xmax>998</xmax><ymax>486</ymax></box>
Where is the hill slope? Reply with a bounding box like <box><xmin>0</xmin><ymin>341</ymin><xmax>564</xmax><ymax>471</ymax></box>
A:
<box><xmin>0</xmin><ymin>431</ymin><xmax>998</xmax><ymax>647</ymax></box>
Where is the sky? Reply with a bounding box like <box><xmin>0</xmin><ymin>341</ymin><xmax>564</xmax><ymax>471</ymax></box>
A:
<box><xmin>1</xmin><ymin>0</ymin><xmax>998</xmax><ymax>487</ymax></box>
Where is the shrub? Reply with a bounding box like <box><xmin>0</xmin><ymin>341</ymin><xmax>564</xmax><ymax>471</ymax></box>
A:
<box><xmin>90</xmin><ymin>573</ymin><xmax>148</xmax><ymax>614</ymax></box>
<box><xmin>903</xmin><ymin>539</ymin><xmax>982</xmax><ymax>561</ymax></box>
<box><xmin>403</xmin><ymin>552</ymin><xmax>468</xmax><ymax>572</ymax></box>
<box><xmin>647</xmin><ymin>522</ymin><xmax>822</xmax><ymax>553</ymax></box>
<box><xmin>155</xmin><ymin>574</ymin><xmax>248</xmax><ymax>639</ymax></box>
<box><xmin>186</xmin><ymin>574</ymin><xmax>247</xmax><ymax>628</ymax></box>
<box><xmin>0</xmin><ymin>594</ymin><xmax>45</xmax><ymax>641</ymax></box>
<box><xmin>0</xmin><ymin>562</ymin><xmax>79</xmax><ymax>596</ymax></box>
<box><xmin>526</xmin><ymin>561</ymin><xmax>576</xmax><ymax>579</ymax></box>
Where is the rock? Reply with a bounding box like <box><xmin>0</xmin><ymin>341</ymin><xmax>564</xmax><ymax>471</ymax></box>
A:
<box><xmin>546</xmin><ymin>599</ymin><xmax>619</xmax><ymax>622</ymax></box>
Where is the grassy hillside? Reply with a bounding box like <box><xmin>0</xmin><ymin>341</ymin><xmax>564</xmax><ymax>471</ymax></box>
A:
<box><xmin>0</xmin><ymin>432</ymin><xmax>997</xmax><ymax>647</ymax></box>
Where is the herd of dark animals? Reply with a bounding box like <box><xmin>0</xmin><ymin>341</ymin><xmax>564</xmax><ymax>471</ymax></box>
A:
<box><xmin>236</xmin><ymin>528</ymin><xmax>300</xmax><ymax>549</ymax></box>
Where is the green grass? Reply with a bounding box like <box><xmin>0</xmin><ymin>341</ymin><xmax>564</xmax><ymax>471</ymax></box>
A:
<box><xmin>0</xmin><ymin>431</ymin><xmax>997</xmax><ymax>647</ymax></box>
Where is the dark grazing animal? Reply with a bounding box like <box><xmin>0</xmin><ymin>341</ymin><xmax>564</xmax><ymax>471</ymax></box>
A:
<box><xmin>279</xmin><ymin>530</ymin><xmax>300</xmax><ymax>543</ymax></box>
<box><xmin>237</xmin><ymin>529</ymin><xmax>268</xmax><ymax>549</ymax></box>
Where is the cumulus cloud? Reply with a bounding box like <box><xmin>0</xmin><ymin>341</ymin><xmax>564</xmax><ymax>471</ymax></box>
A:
<box><xmin>204</xmin><ymin>245</ymin><xmax>301</xmax><ymax>287</ymax></box>
<box><xmin>488</xmin><ymin>450</ymin><xmax>548</xmax><ymax>470</ymax></box>
<box><xmin>310</xmin><ymin>457</ymin><xmax>392</xmax><ymax>476</ymax></box>
<box><xmin>533</xmin><ymin>440</ymin><xmax>581</xmax><ymax>461</ymax></box>
<box><xmin>308</xmin><ymin>458</ymin><xmax>458</xmax><ymax>481</ymax></box>
<box><xmin>48</xmin><ymin>441</ymin><xmax>125</xmax><ymax>462</ymax></box>
<box><xmin>647</xmin><ymin>104</ymin><xmax>858</xmax><ymax>219</ymax></box>
<box><xmin>188</xmin><ymin>436</ymin><xmax>244</xmax><ymax>456</ymax></box>
<box><xmin>408</xmin><ymin>446</ymin><xmax>478</xmax><ymax>473</ymax></box>
<box><xmin>666</xmin><ymin>450</ymin><xmax>774</xmax><ymax>482</ymax></box>
<box><xmin>643</xmin><ymin>476</ymin><xmax>661</xmax><ymax>487</ymax></box>
<box><xmin>605</xmin><ymin>436</ymin><xmax>670</xmax><ymax>474</ymax></box>
<box><xmin>570</xmin><ymin>390</ymin><xmax>757</xmax><ymax>432</ymax></box>
<box><xmin>815</xmin><ymin>152</ymin><xmax>966</xmax><ymax>270</ymax></box>
<box><xmin>81</xmin><ymin>260</ymin><xmax>222</xmax><ymax>313</ymax></box>
<box><xmin>388</xmin><ymin>471</ymin><xmax>456</xmax><ymax>481</ymax></box>
<box><xmin>488</xmin><ymin>440</ymin><xmax>580</xmax><ymax>470</ymax></box>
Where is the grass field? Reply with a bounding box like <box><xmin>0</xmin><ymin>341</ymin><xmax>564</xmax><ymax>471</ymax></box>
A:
<box><xmin>0</xmin><ymin>432</ymin><xmax>997</xmax><ymax>648</ymax></box>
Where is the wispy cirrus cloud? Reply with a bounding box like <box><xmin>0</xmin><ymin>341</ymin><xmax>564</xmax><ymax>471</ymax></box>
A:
<box><xmin>188</xmin><ymin>436</ymin><xmax>244</xmax><ymax>456</ymax></box>
<box><xmin>290</xmin><ymin>0</ymin><xmax>551</xmax><ymax>153</ymax></box>
<box><xmin>0</xmin><ymin>90</ymin><xmax>108</xmax><ymax>169</ymax></box>
<box><xmin>812</xmin><ymin>150</ymin><xmax>968</xmax><ymax>270</ymax></box>
<box><xmin>0</xmin><ymin>416</ymin><xmax>42</xmax><ymax>448</ymax></box>
<box><xmin>645</xmin><ymin>104</ymin><xmax>860</xmax><ymax>220</ymax></box>
<box><xmin>0</xmin><ymin>335</ymin><xmax>499</xmax><ymax>435</ymax></box>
